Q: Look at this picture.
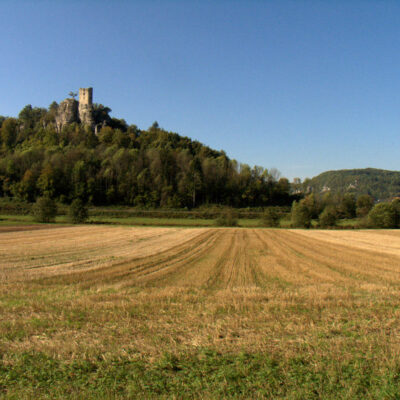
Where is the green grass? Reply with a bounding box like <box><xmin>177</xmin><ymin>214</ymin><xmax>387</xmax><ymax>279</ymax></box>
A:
<box><xmin>0</xmin><ymin>213</ymin><xmax>367</xmax><ymax>229</ymax></box>
<box><xmin>0</xmin><ymin>214</ymin><xmax>269</xmax><ymax>228</ymax></box>
<box><xmin>2</xmin><ymin>350</ymin><xmax>400</xmax><ymax>399</ymax></box>
<box><xmin>0</xmin><ymin>215</ymin><xmax>39</xmax><ymax>225</ymax></box>
<box><xmin>337</xmin><ymin>217</ymin><xmax>365</xmax><ymax>227</ymax></box>
<box><xmin>88</xmin><ymin>215</ymin><xmax>215</xmax><ymax>227</ymax></box>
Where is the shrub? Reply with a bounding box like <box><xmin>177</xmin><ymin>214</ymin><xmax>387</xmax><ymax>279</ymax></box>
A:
<box><xmin>291</xmin><ymin>200</ymin><xmax>312</xmax><ymax>228</ymax></box>
<box><xmin>368</xmin><ymin>203</ymin><xmax>396</xmax><ymax>228</ymax></box>
<box><xmin>215</xmin><ymin>209</ymin><xmax>238</xmax><ymax>227</ymax></box>
<box><xmin>260</xmin><ymin>208</ymin><xmax>280</xmax><ymax>227</ymax></box>
<box><xmin>392</xmin><ymin>199</ymin><xmax>400</xmax><ymax>227</ymax></box>
<box><xmin>356</xmin><ymin>194</ymin><xmax>374</xmax><ymax>217</ymax></box>
<box><xmin>340</xmin><ymin>193</ymin><xmax>356</xmax><ymax>219</ymax></box>
<box><xmin>302</xmin><ymin>193</ymin><xmax>320</xmax><ymax>219</ymax></box>
<box><xmin>318</xmin><ymin>205</ymin><xmax>337</xmax><ymax>228</ymax></box>
<box><xmin>68</xmin><ymin>199</ymin><xmax>89</xmax><ymax>224</ymax></box>
<box><xmin>32</xmin><ymin>196</ymin><xmax>57</xmax><ymax>223</ymax></box>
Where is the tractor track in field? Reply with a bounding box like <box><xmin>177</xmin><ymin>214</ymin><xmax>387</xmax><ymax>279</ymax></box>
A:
<box><xmin>2</xmin><ymin>226</ymin><xmax>400</xmax><ymax>292</ymax></box>
<box><xmin>34</xmin><ymin>229</ymin><xmax>219</xmax><ymax>286</ymax></box>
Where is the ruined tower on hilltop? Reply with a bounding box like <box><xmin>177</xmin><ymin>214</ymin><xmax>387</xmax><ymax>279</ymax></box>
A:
<box><xmin>55</xmin><ymin>87</ymin><xmax>95</xmax><ymax>132</ymax></box>
<box><xmin>78</xmin><ymin>87</ymin><xmax>95</xmax><ymax>129</ymax></box>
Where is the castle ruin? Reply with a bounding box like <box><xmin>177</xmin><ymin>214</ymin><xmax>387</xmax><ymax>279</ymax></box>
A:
<box><xmin>78</xmin><ymin>88</ymin><xmax>95</xmax><ymax>128</ymax></box>
<box><xmin>55</xmin><ymin>87</ymin><xmax>95</xmax><ymax>132</ymax></box>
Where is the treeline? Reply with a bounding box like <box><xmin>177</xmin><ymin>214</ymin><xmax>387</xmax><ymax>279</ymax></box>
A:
<box><xmin>0</xmin><ymin>104</ymin><xmax>297</xmax><ymax>208</ymax></box>
<box><xmin>304</xmin><ymin>168</ymin><xmax>400</xmax><ymax>200</ymax></box>
<box><xmin>289</xmin><ymin>192</ymin><xmax>400</xmax><ymax>229</ymax></box>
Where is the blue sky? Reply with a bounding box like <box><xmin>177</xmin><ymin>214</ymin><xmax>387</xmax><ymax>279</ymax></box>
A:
<box><xmin>1</xmin><ymin>0</ymin><xmax>399</xmax><ymax>180</ymax></box>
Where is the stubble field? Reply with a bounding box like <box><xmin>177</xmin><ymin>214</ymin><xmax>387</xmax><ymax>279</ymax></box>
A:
<box><xmin>1</xmin><ymin>225</ymin><xmax>400</xmax><ymax>398</ymax></box>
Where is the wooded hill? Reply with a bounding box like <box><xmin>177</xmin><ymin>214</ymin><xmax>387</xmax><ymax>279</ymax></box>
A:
<box><xmin>306</xmin><ymin>168</ymin><xmax>400</xmax><ymax>200</ymax></box>
<box><xmin>0</xmin><ymin>103</ymin><xmax>296</xmax><ymax>208</ymax></box>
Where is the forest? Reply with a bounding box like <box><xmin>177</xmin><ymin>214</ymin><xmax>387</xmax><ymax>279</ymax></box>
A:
<box><xmin>0</xmin><ymin>103</ymin><xmax>296</xmax><ymax>208</ymax></box>
<box><xmin>305</xmin><ymin>168</ymin><xmax>400</xmax><ymax>200</ymax></box>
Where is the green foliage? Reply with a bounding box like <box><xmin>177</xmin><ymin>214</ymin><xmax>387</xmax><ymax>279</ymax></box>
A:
<box><xmin>368</xmin><ymin>203</ymin><xmax>397</xmax><ymax>228</ymax></box>
<box><xmin>319</xmin><ymin>205</ymin><xmax>337</xmax><ymax>228</ymax></box>
<box><xmin>0</xmin><ymin>103</ymin><xmax>297</xmax><ymax>209</ymax></box>
<box><xmin>356</xmin><ymin>194</ymin><xmax>374</xmax><ymax>217</ymax></box>
<box><xmin>291</xmin><ymin>200</ymin><xmax>312</xmax><ymax>228</ymax></box>
<box><xmin>1</xmin><ymin>118</ymin><xmax>18</xmax><ymax>149</ymax></box>
<box><xmin>2</xmin><ymin>350</ymin><xmax>400</xmax><ymax>399</ymax></box>
<box><xmin>307</xmin><ymin>168</ymin><xmax>400</xmax><ymax>201</ymax></box>
<box><xmin>340</xmin><ymin>193</ymin><xmax>356</xmax><ymax>218</ymax></box>
<box><xmin>302</xmin><ymin>193</ymin><xmax>320</xmax><ymax>218</ymax></box>
<box><xmin>260</xmin><ymin>207</ymin><xmax>280</xmax><ymax>227</ymax></box>
<box><xmin>32</xmin><ymin>196</ymin><xmax>57</xmax><ymax>223</ymax></box>
<box><xmin>68</xmin><ymin>199</ymin><xmax>89</xmax><ymax>224</ymax></box>
<box><xmin>215</xmin><ymin>209</ymin><xmax>238</xmax><ymax>227</ymax></box>
<box><xmin>392</xmin><ymin>199</ymin><xmax>400</xmax><ymax>227</ymax></box>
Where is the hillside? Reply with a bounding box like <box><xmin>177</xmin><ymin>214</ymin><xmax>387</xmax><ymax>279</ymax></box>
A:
<box><xmin>0</xmin><ymin>95</ymin><xmax>295</xmax><ymax>208</ymax></box>
<box><xmin>307</xmin><ymin>168</ymin><xmax>400</xmax><ymax>200</ymax></box>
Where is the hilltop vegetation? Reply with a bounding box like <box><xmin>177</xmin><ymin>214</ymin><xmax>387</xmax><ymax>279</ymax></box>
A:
<box><xmin>306</xmin><ymin>168</ymin><xmax>400</xmax><ymax>200</ymax></box>
<box><xmin>0</xmin><ymin>104</ymin><xmax>295</xmax><ymax>208</ymax></box>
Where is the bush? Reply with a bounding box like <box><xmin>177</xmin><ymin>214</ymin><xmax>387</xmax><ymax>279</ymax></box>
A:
<box><xmin>68</xmin><ymin>199</ymin><xmax>89</xmax><ymax>224</ymax></box>
<box><xmin>368</xmin><ymin>203</ymin><xmax>396</xmax><ymax>228</ymax></box>
<box><xmin>32</xmin><ymin>196</ymin><xmax>57</xmax><ymax>223</ymax></box>
<box><xmin>215</xmin><ymin>209</ymin><xmax>238</xmax><ymax>227</ymax></box>
<box><xmin>392</xmin><ymin>199</ymin><xmax>400</xmax><ymax>227</ymax></box>
<box><xmin>356</xmin><ymin>194</ymin><xmax>374</xmax><ymax>217</ymax></box>
<box><xmin>291</xmin><ymin>200</ymin><xmax>312</xmax><ymax>228</ymax></box>
<box><xmin>318</xmin><ymin>205</ymin><xmax>337</xmax><ymax>228</ymax></box>
<box><xmin>260</xmin><ymin>208</ymin><xmax>280</xmax><ymax>227</ymax></box>
<box><xmin>302</xmin><ymin>194</ymin><xmax>320</xmax><ymax>219</ymax></box>
<box><xmin>340</xmin><ymin>193</ymin><xmax>356</xmax><ymax>219</ymax></box>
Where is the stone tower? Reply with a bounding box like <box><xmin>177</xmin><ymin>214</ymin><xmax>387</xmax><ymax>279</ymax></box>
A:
<box><xmin>55</xmin><ymin>88</ymin><xmax>96</xmax><ymax>132</ymax></box>
<box><xmin>79</xmin><ymin>87</ymin><xmax>92</xmax><ymax>106</ymax></box>
<box><xmin>78</xmin><ymin>87</ymin><xmax>95</xmax><ymax>128</ymax></box>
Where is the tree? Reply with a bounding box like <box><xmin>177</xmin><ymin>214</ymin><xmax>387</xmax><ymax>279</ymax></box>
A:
<box><xmin>98</xmin><ymin>126</ymin><xmax>114</xmax><ymax>144</ymax></box>
<box><xmin>302</xmin><ymin>193</ymin><xmax>320</xmax><ymax>218</ymax></box>
<box><xmin>391</xmin><ymin>199</ymin><xmax>400</xmax><ymax>227</ymax></box>
<box><xmin>189</xmin><ymin>157</ymin><xmax>203</xmax><ymax>208</ymax></box>
<box><xmin>1</xmin><ymin>118</ymin><xmax>18</xmax><ymax>149</ymax></box>
<box><xmin>68</xmin><ymin>198</ymin><xmax>89</xmax><ymax>224</ymax></box>
<box><xmin>215</xmin><ymin>209</ymin><xmax>238</xmax><ymax>227</ymax></box>
<box><xmin>368</xmin><ymin>203</ymin><xmax>396</xmax><ymax>228</ymax></box>
<box><xmin>32</xmin><ymin>196</ymin><xmax>57</xmax><ymax>223</ymax></box>
<box><xmin>72</xmin><ymin>160</ymin><xmax>88</xmax><ymax>200</ymax></box>
<box><xmin>356</xmin><ymin>194</ymin><xmax>374</xmax><ymax>217</ymax></box>
<box><xmin>291</xmin><ymin>200</ymin><xmax>312</xmax><ymax>228</ymax></box>
<box><xmin>319</xmin><ymin>205</ymin><xmax>337</xmax><ymax>228</ymax></box>
<box><xmin>18</xmin><ymin>105</ymin><xmax>46</xmax><ymax>134</ymax></box>
<box><xmin>18</xmin><ymin>169</ymin><xmax>37</xmax><ymax>202</ymax></box>
<box><xmin>69</xmin><ymin>91</ymin><xmax>78</xmax><ymax>99</ymax></box>
<box><xmin>340</xmin><ymin>193</ymin><xmax>356</xmax><ymax>218</ymax></box>
<box><xmin>260</xmin><ymin>207</ymin><xmax>280</xmax><ymax>227</ymax></box>
<box><xmin>92</xmin><ymin>104</ymin><xmax>111</xmax><ymax>126</ymax></box>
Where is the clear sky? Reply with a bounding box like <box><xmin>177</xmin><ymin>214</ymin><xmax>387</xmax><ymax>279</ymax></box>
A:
<box><xmin>1</xmin><ymin>0</ymin><xmax>399</xmax><ymax>180</ymax></box>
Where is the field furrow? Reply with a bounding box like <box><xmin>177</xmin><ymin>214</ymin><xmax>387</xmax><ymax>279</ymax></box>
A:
<box><xmin>3</xmin><ymin>224</ymin><xmax>400</xmax><ymax>394</ymax></box>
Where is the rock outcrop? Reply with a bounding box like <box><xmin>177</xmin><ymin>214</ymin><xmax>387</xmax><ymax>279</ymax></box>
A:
<box><xmin>55</xmin><ymin>88</ymin><xmax>95</xmax><ymax>132</ymax></box>
<box><xmin>55</xmin><ymin>98</ymin><xmax>79</xmax><ymax>132</ymax></box>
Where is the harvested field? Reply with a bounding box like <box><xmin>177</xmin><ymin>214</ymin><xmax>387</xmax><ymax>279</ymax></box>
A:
<box><xmin>1</xmin><ymin>226</ymin><xmax>400</xmax><ymax>398</ymax></box>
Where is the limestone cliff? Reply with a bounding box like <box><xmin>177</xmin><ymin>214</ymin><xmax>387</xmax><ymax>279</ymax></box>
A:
<box><xmin>55</xmin><ymin>88</ymin><xmax>95</xmax><ymax>132</ymax></box>
<box><xmin>55</xmin><ymin>98</ymin><xmax>79</xmax><ymax>132</ymax></box>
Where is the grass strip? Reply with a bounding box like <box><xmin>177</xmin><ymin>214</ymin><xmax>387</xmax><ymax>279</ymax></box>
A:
<box><xmin>1</xmin><ymin>350</ymin><xmax>400</xmax><ymax>399</ymax></box>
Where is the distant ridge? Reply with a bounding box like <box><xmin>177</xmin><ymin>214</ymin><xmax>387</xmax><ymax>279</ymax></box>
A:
<box><xmin>307</xmin><ymin>168</ymin><xmax>400</xmax><ymax>200</ymax></box>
